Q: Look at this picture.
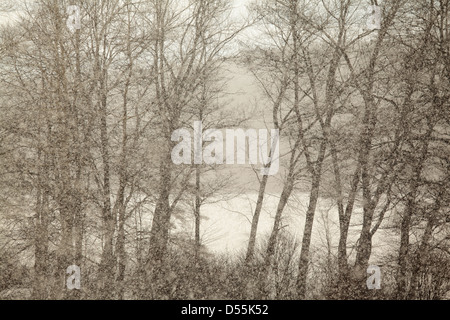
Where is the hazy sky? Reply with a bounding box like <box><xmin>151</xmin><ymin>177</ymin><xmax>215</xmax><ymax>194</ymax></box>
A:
<box><xmin>0</xmin><ymin>1</ymin><xmax>251</xmax><ymax>24</ymax></box>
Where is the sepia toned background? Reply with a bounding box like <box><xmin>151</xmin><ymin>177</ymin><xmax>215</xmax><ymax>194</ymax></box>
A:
<box><xmin>0</xmin><ymin>0</ymin><xmax>449</xmax><ymax>300</ymax></box>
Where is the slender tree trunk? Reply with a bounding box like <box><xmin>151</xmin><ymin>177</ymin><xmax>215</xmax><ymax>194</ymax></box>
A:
<box><xmin>146</xmin><ymin>142</ymin><xmax>173</xmax><ymax>297</ymax></box>
<box><xmin>98</xmin><ymin>89</ymin><xmax>115</xmax><ymax>299</ymax></box>
<box><xmin>33</xmin><ymin>154</ymin><xmax>49</xmax><ymax>300</ymax></box>
<box><xmin>116</xmin><ymin>25</ymin><xmax>133</xmax><ymax>298</ymax></box>
<box><xmin>335</xmin><ymin>140</ymin><xmax>361</xmax><ymax>298</ymax></box>
<box><xmin>408</xmin><ymin>213</ymin><xmax>434</xmax><ymax>299</ymax></box>
<box><xmin>245</xmin><ymin>170</ymin><xmax>269</xmax><ymax>264</ymax></box>
<box><xmin>194</xmin><ymin>164</ymin><xmax>201</xmax><ymax>260</ymax></box>
<box><xmin>262</xmin><ymin>178</ymin><xmax>294</xmax><ymax>298</ymax></box>
<box><xmin>116</xmin><ymin>200</ymin><xmax>126</xmax><ymax>300</ymax></box>
<box><xmin>397</xmin><ymin>124</ymin><xmax>432</xmax><ymax>298</ymax></box>
<box><xmin>296</xmin><ymin>141</ymin><xmax>326</xmax><ymax>299</ymax></box>
<box><xmin>54</xmin><ymin>204</ymin><xmax>74</xmax><ymax>300</ymax></box>
<box><xmin>115</xmin><ymin>135</ymin><xmax>128</xmax><ymax>300</ymax></box>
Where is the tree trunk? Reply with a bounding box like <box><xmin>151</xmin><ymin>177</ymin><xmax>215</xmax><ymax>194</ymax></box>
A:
<box><xmin>145</xmin><ymin>145</ymin><xmax>173</xmax><ymax>297</ymax></box>
<box><xmin>262</xmin><ymin>178</ymin><xmax>294</xmax><ymax>298</ymax></box>
<box><xmin>408</xmin><ymin>213</ymin><xmax>434</xmax><ymax>299</ymax></box>
<box><xmin>296</xmin><ymin>143</ymin><xmax>326</xmax><ymax>299</ymax></box>
<box><xmin>245</xmin><ymin>172</ymin><xmax>269</xmax><ymax>264</ymax></box>
<box><xmin>98</xmin><ymin>90</ymin><xmax>115</xmax><ymax>299</ymax></box>
<box><xmin>397</xmin><ymin>124</ymin><xmax>432</xmax><ymax>298</ymax></box>
<box><xmin>33</xmin><ymin>164</ymin><xmax>49</xmax><ymax>300</ymax></box>
<box><xmin>194</xmin><ymin>164</ymin><xmax>201</xmax><ymax>260</ymax></box>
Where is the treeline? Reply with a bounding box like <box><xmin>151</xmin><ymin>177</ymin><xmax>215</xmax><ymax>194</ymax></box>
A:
<box><xmin>0</xmin><ymin>0</ymin><xmax>449</xmax><ymax>300</ymax></box>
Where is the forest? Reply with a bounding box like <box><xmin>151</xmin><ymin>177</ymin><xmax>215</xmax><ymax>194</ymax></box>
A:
<box><xmin>0</xmin><ymin>0</ymin><xmax>449</xmax><ymax>300</ymax></box>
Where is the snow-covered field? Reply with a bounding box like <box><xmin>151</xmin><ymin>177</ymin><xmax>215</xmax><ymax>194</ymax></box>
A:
<box><xmin>171</xmin><ymin>191</ymin><xmax>398</xmax><ymax>265</ymax></box>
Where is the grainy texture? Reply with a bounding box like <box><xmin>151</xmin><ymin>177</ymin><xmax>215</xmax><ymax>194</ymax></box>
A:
<box><xmin>0</xmin><ymin>0</ymin><xmax>448</xmax><ymax>300</ymax></box>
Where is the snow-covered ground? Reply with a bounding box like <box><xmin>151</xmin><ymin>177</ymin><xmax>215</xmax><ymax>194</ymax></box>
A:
<box><xmin>171</xmin><ymin>191</ymin><xmax>398</xmax><ymax>265</ymax></box>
